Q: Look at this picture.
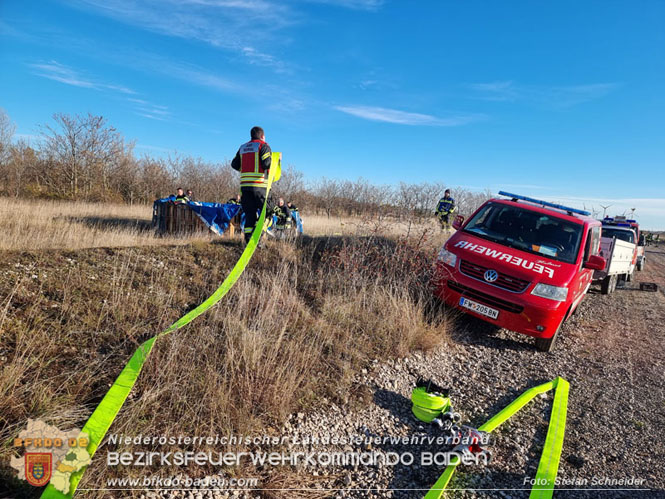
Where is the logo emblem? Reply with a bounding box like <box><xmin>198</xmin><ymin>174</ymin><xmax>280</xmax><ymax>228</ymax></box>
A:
<box><xmin>25</xmin><ymin>453</ymin><xmax>52</xmax><ymax>487</ymax></box>
<box><xmin>484</xmin><ymin>270</ymin><xmax>499</xmax><ymax>283</ymax></box>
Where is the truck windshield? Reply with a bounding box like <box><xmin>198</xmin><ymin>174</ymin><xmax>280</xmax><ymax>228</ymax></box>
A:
<box><xmin>463</xmin><ymin>202</ymin><xmax>583</xmax><ymax>264</ymax></box>
<box><xmin>601</xmin><ymin>227</ymin><xmax>635</xmax><ymax>244</ymax></box>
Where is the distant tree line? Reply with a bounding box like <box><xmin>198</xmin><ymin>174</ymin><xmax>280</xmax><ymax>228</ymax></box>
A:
<box><xmin>0</xmin><ymin>109</ymin><xmax>491</xmax><ymax>219</ymax></box>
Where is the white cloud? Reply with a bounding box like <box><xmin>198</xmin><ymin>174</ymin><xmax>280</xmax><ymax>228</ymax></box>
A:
<box><xmin>469</xmin><ymin>81</ymin><xmax>620</xmax><ymax>107</ymax></box>
<box><xmin>303</xmin><ymin>0</ymin><xmax>385</xmax><ymax>10</ymax></box>
<box><xmin>70</xmin><ymin>0</ymin><xmax>293</xmax><ymax>72</ymax></box>
<box><xmin>335</xmin><ymin>105</ymin><xmax>485</xmax><ymax>126</ymax></box>
<box><xmin>28</xmin><ymin>60</ymin><xmax>136</xmax><ymax>94</ymax></box>
<box><xmin>469</xmin><ymin>81</ymin><xmax>518</xmax><ymax>101</ymax></box>
<box><xmin>128</xmin><ymin>99</ymin><xmax>172</xmax><ymax>121</ymax></box>
<box><xmin>29</xmin><ymin>61</ymin><xmax>97</xmax><ymax>88</ymax></box>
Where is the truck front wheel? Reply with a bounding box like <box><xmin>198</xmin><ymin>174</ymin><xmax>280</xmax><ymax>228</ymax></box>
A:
<box><xmin>535</xmin><ymin>322</ymin><xmax>562</xmax><ymax>352</ymax></box>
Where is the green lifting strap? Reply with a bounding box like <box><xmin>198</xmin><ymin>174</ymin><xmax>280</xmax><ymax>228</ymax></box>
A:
<box><xmin>40</xmin><ymin>153</ymin><xmax>282</xmax><ymax>499</ymax></box>
<box><xmin>425</xmin><ymin>376</ymin><xmax>570</xmax><ymax>499</ymax></box>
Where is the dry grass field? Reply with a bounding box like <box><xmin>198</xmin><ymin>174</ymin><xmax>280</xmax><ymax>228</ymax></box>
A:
<box><xmin>0</xmin><ymin>197</ymin><xmax>201</xmax><ymax>251</ymax></box>
<box><xmin>0</xmin><ymin>197</ymin><xmax>450</xmax><ymax>497</ymax></box>
<box><xmin>0</xmin><ymin>197</ymin><xmax>447</xmax><ymax>251</ymax></box>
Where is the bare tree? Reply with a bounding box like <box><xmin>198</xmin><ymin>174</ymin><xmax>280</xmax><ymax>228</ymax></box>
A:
<box><xmin>314</xmin><ymin>178</ymin><xmax>341</xmax><ymax>218</ymax></box>
<box><xmin>6</xmin><ymin>140</ymin><xmax>38</xmax><ymax>197</ymax></box>
<box><xmin>272</xmin><ymin>164</ymin><xmax>305</xmax><ymax>201</ymax></box>
<box><xmin>0</xmin><ymin>108</ymin><xmax>16</xmax><ymax>168</ymax></box>
<box><xmin>40</xmin><ymin>113</ymin><xmax>128</xmax><ymax>200</ymax></box>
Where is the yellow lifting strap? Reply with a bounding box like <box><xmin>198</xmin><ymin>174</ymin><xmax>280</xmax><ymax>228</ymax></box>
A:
<box><xmin>425</xmin><ymin>376</ymin><xmax>569</xmax><ymax>499</ymax></box>
<box><xmin>40</xmin><ymin>153</ymin><xmax>282</xmax><ymax>498</ymax></box>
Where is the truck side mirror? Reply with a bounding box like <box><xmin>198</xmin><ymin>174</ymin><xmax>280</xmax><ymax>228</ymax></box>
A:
<box><xmin>452</xmin><ymin>215</ymin><xmax>464</xmax><ymax>230</ymax></box>
<box><xmin>584</xmin><ymin>254</ymin><xmax>606</xmax><ymax>271</ymax></box>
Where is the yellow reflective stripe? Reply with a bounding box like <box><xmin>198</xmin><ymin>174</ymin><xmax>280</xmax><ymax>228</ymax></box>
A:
<box><xmin>254</xmin><ymin>151</ymin><xmax>259</xmax><ymax>173</ymax></box>
<box><xmin>425</xmin><ymin>377</ymin><xmax>570</xmax><ymax>499</ymax></box>
<box><xmin>261</xmin><ymin>152</ymin><xmax>271</xmax><ymax>160</ymax></box>
<box><xmin>241</xmin><ymin>173</ymin><xmax>266</xmax><ymax>178</ymax></box>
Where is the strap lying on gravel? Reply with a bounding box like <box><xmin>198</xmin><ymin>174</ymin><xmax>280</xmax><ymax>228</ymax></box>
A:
<box><xmin>425</xmin><ymin>376</ymin><xmax>569</xmax><ymax>499</ymax></box>
<box><xmin>41</xmin><ymin>154</ymin><xmax>281</xmax><ymax>499</ymax></box>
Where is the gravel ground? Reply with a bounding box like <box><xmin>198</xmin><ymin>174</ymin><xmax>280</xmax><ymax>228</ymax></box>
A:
<box><xmin>160</xmin><ymin>247</ymin><xmax>665</xmax><ymax>499</ymax></box>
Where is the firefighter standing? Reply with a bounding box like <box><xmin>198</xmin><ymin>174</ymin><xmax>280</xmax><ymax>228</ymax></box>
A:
<box><xmin>435</xmin><ymin>189</ymin><xmax>456</xmax><ymax>230</ymax></box>
<box><xmin>272</xmin><ymin>198</ymin><xmax>292</xmax><ymax>240</ymax></box>
<box><xmin>231</xmin><ymin>127</ymin><xmax>272</xmax><ymax>243</ymax></box>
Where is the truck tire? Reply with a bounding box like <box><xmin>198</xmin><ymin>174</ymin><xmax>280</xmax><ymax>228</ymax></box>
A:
<box><xmin>601</xmin><ymin>274</ymin><xmax>616</xmax><ymax>295</ymax></box>
<box><xmin>626</xmin><ymin>271</ymin><xmax>633</xmax><ymax>283</ymax></box>
<box><xmin>535</xmin><ymin>322</ymin><xmax>562</xmax><ymax>352</ymax></box>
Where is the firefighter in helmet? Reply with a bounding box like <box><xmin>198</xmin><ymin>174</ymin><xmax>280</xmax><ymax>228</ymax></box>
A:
<box><xmin>435</xmin><ymin>189</ymin><xmax>456</xmax><ymax>230</ymax></box>
<box><xmin>231</xmin><ymin>126</ymin><xmax>272</xmax><ymax>243</ymax></box>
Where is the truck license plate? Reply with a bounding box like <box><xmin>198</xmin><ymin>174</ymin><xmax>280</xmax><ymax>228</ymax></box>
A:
<box><xmin>459</xmin><ymin>297</ymin><xmax>499</xmax><ymax>319</ymax></box>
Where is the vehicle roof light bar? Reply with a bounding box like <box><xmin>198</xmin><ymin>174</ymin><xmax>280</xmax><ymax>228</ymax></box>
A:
<box><xmin>603</xmin><ymin>217</ymin><xmax>638</xmax><ymax>226</ymax></box>
<box><xmin>498</xmin><ymin>191</ymin><xmax>591</xmax><ymax>216</ymax></box>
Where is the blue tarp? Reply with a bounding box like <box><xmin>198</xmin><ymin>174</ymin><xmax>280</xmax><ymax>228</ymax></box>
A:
<box><xmin>153</xmin><ymin>196</ymin><xmax>241</xmax><ymax>235</ymax></box>
<box><xmin>292</xmin><ymin>211</ymin><xmax>304</xmax><ymax>234</ymax></box>
<box><xmin>154</xmin><ymin>196</ymin><xmax>303</xmax><ymax>236</ymax></box>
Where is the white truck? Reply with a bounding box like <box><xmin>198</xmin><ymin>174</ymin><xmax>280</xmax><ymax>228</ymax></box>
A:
<box><xmin>594</xmin><ymin>226</ymin><xmax>637</xmax><ymax>294</ymax></box>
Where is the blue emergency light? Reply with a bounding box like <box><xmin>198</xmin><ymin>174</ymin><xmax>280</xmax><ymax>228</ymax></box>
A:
<box><xmin>603</xmin><ymin>216</ymin><xmax>637</xmax><ymax>227</ymax></box>
<box><xmin>498</xmin><ymin>191</ymin><xmax>591</xmax><ymax>216</ymax></box>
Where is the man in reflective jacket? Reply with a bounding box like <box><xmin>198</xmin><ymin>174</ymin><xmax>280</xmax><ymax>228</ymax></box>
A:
<box><xmin>231</xmin><ymin>126</ymin><xmax>272</xmax><ymax>243</ymax></box>
<box><xmin>272</xmin><ymin>198</ymin><xmax>292</xmax><ymax>240</ymax></box>
<box><xmin>174</xmin><ymin>187</ymin><xmax>189</xmax><ymax>204</ymax></box>
<box><xmin>435</xmin><ymin>189</ymin><xmax>456</xmax><ymax>230</ymax></box>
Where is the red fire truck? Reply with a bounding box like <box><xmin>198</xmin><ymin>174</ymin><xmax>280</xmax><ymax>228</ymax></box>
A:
<box><xmin>433</xmin><ymin>192</ymin><xmax>606</xmax><ymax>352</ymax></box>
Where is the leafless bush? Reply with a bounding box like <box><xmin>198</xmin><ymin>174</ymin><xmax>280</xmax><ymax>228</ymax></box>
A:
<box><xmin>0</xmin><ymin>110</ymin><xmax>494</xmax><ymax>219</ymax></box>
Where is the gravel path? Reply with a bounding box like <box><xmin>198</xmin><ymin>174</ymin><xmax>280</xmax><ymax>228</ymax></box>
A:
<box><xmin>271</xmin><ymin>247</ymin><xmax>665</xmax><ymax>498</ymax></box>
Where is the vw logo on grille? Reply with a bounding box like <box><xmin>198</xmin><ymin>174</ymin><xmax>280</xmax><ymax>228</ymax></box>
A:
<box><xmin>484</xmin><ymin>270</ymin><xmax>499</xmax><ymax>283</ymax></box>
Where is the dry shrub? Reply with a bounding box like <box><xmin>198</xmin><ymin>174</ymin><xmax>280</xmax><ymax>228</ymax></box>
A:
<box><xmin>1</xmin><ymin>233</ymin><xmax>447</xmax><ymax>496</ymax></box>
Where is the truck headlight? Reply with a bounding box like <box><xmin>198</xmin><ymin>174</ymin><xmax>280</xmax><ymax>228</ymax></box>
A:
<box><xmin>437</xmin><ymin>248</ymin><xmax>457</xmax><ymax>267</ymax></box>
<box><xmin>531</xmin><ymin>283</ymin><xmax>568</xmax><ymax>302</ymax></box>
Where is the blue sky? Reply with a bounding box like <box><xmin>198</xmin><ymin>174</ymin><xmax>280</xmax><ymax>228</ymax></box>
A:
<box><xmin>1</xmin><ymin>0</ymin><xmax>664</xmax><ymax>228</ymax></box>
